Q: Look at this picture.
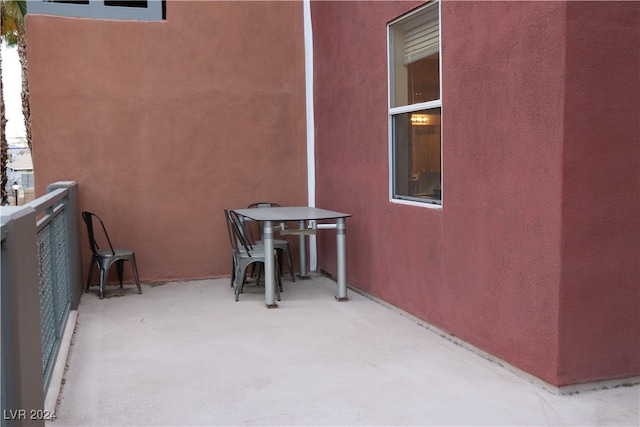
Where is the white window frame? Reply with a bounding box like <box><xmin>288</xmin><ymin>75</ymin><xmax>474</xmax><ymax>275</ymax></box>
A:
<box><xmin>388</xmin><ymin>1</ymin><xmax>443</xmax><ymax>209</ymax></box>
<box><xmin>27</xmin><ymin>0</ymin><xmax>164</xmax><ymax>21</ymax></box>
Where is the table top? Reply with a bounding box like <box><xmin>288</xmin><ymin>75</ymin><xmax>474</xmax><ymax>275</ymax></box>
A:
<box><xmin>234</xmin><ymin>206</ymin><xmax>352</xmax><ymax>222</ymax></box>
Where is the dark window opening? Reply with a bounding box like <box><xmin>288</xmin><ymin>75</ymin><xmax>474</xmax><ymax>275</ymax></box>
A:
<box><xmin>104</xmin><ymin>1</ymin><xmax>148</xmax><ymax>7</ymax></box>
<box><xmin>51</xmin><ymin>0</ymin><xmax>89</xmax><ymax>4</ymax></box>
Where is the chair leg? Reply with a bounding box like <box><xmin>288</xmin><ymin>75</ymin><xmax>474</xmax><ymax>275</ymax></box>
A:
<box><xmin>130</xmin><ymin>254</ymin><xmax>142</xmax><ymax>294</ymax></box>
<box><xmin>276</xmin><ymin>275</ymin><xmax>281</xmax><ymax>301</ymax></box>
<box><xmin>234</xmin><ymin>259</ymin><xmax>282</xmax><ymax>302</ymax></box>
<box><xmin>99</xmin><ymin>267</ymin><xmax>108</xmax><ymax>299</ymax></box>
<box><xmin>234</xmin><ymin>262</ymin><xmax>246</xmax><ymax>301</ymax></box>
<box><xmin>85</xmin><ymin>258</ymin><xmax>96</xmax><ymax>293</ymax></box>
<box><xmin>230</xmin><ymin>257</ymin><xmax>236</xmax><ymax>287</ymax></box>
<box><xmin>275</xmin><ymin>248</ymin><xmax>283</xmax><ymax>276</ymax></box>
<box><xmin>255</xmin><ymin>264</ymin><xmax>262</xmax><ymax>286</ymax></box>
<box><xmin>267</xmin><ymin>252</ymin><xmax>283</xmax><ymax>293</ymax></box>
<box><xmin>285</xmin><ymin>247</ymin><xmax>295</xmax><ymax>282</ymax></box>
<box><xmin>274</xmin><ymin>254</ymin><xmax>282</xmax><ymax>299</ymax></box>
<box><xmin>116</xmin><ymin>260</ymin><xmax>124</xmax><ymax>288</ymax></box>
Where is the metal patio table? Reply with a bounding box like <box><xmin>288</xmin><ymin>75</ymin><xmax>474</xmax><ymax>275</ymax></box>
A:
<box><xmin>233</xmin><ymin>206</ymin><xmax>352</xmax><ymax>308</ymax></box>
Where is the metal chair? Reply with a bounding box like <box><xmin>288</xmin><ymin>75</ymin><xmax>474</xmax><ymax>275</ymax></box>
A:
<box><xmin>246</xmin><ymin>202</ymin><xmax>296</xmax><ymax>282</ymax></box>
<box><xmin>224</xmin><ymin>209</ymin><xmax>281</xmax><ymax>302</ymax></box>
<box><xmin>82</xmin><ymin>211</ymin><xmax>142</xmax><ymax>299</ymax></box>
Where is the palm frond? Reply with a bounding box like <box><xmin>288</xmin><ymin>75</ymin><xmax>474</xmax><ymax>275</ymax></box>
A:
<box><xmin>1</xmin><ymin>0</ymin><xmax>26</xmax><ymax>43</ymax></box>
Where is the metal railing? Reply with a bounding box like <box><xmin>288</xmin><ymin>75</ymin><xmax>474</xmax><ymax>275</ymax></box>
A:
<box><xmin>1</xmin><ymin>181</ymin><xmax>83</xmax><ymax>427</ymax></box>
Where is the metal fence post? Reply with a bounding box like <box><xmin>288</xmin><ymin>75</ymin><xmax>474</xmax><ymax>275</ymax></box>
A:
<box><xmin>0</xmin><ymin>206</ymin><xmax>46</xmax><ymax>427</ymax></box>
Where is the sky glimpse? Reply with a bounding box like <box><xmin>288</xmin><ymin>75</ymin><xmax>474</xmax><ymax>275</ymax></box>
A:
<box><xmin>2</xmin><ymin>43</ymin><xmax>26</xmax><ymax>141</ymax></box>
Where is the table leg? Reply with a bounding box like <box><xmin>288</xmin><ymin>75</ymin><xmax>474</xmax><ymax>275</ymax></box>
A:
<box><xmin>298</xmin><ymin>220</ymin><xmax>310</xmax><ymax>279</ymax></box>
<box><xmin>263</xmin><ymin>220</ymin><xmax>278</xmax><ymax>308</ymax></box>
<box><xmin>335</xmin><ymin>217</ymin><xmax>348</xmax><ymax>301</ymax></box>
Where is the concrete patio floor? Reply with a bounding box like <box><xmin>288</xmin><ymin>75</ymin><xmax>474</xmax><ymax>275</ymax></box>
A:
<box><xmin>47</xmin><ymin>275</ymin><xmax>639</xmax><ymax>426</ymax></box>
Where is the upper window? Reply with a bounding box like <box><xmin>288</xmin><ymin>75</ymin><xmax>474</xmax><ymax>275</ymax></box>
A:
<box><xmin>388</xmin><ymin>2</ymin><xmax>441</xmax><ymax>206</ymax></box>
<box><xmin>28</xmin><ymin>0</ymin><xmax>165</xmax><ymax>21</ymax></box>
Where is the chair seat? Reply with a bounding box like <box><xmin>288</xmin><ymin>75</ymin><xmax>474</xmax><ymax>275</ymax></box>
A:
<box><xmin>95</xmin><ymin>248</ymin><xmax>135</xmax><ymax>258</ymax></box>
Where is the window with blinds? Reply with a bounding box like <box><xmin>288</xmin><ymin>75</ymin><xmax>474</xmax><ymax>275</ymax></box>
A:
<box><xmin>389</xmin><ymin>1</ymin><xmax>440</xmax><ymax>108</ymax></box>
<box><xmin>388</xmin><ymin>1</ymin><xmax>442</xmax><ymax>207</ymax></box>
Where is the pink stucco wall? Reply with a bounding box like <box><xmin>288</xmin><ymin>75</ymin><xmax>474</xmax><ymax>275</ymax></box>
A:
<box><xmin>26</xmin><ymin>1</ymin><xmax>308</xmax><ymax>281</ymax></box>
<box><xmin>558</xmin><ymin>2</ymin><xmax>640</xmax><ymax>385</ymax></box>
<box><xmin>312</xmin><ymin>0</ymin><xmax>639</xmax><ymax>386</ymax></box>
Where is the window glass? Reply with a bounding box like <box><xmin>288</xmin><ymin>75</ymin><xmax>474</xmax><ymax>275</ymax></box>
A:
<box><xmin>392</xmin><ymin>108</ymin><xmax>441</xmax><ymax>203</ymax></box>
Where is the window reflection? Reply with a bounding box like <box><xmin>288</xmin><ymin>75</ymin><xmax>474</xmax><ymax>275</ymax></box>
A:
<box><xmin>393</xmin><ymin>108</ymin><xmax>441</xmax><ymax>202</ymax></box>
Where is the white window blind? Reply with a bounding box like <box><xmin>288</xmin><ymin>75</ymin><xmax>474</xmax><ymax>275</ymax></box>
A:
<box><xmin>401</xmin><ymin>5</ymin><xmax>439</xmax><ymax>64</ymax></box>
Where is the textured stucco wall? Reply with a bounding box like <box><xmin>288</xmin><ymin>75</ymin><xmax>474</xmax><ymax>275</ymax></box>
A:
<box><xmin>440</xmin><ymin>1</ymin><xmax>567</xmax><ymax>384</ymax></box>
<box><xmin>312</xmin><ymin>0</ymin><xmax>639</xmax><ymax>386</ymax></box>
<box><xmin>558</xmin><ymin>2</ymin><xmax>640</xmax><ymax>385</ymax></box>
<box><xmin>26</xmin><ymin>1</ymin><xmax>308</xmax><ymax>282</ymax></box>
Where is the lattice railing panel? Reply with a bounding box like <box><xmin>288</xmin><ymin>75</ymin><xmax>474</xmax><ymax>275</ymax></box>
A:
<box><xmin>54</xmin><ymin>213</ymin><xmax>71</xmax><ymax>325</ymax></box>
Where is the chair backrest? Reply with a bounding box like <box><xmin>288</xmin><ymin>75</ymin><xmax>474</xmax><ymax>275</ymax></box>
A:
<box><xmin>224</xmin><ymin>209</ymin><xmax>256</xmax><ymax>257</ymax></box>
<box><xmin>247</xmin><ymin>202</ymin><xmax>284</xmax><ymax>239</ymax></box>
<box><xmin>82</xmin><ymin>211</ymin><xmax>116</xmax><ymax>256</ymax></box>
<box><xmin>247</xmin><ymin>202</ymin><xmax>281</xmax><ymax>209</ymax></box>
